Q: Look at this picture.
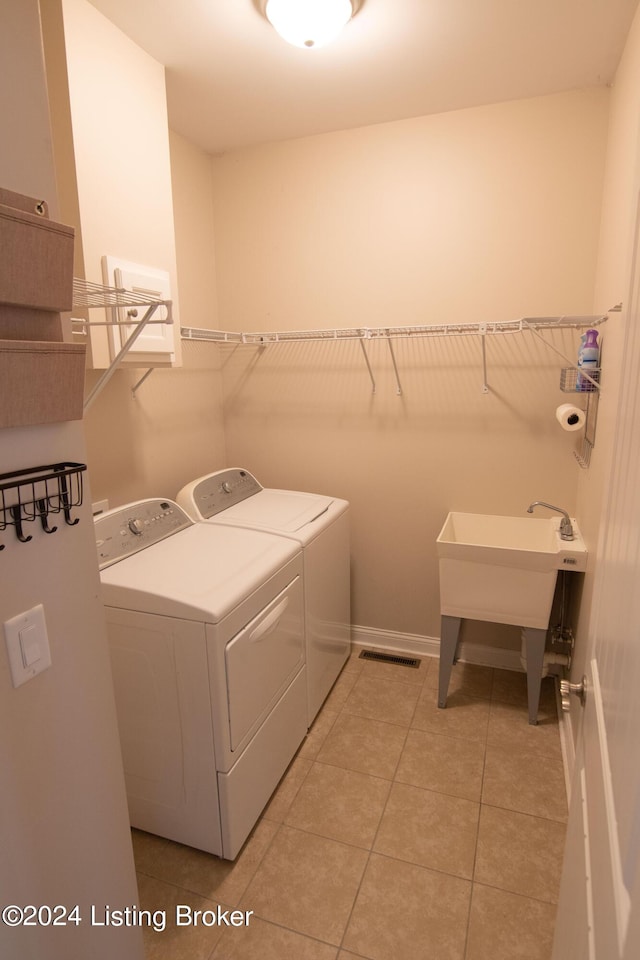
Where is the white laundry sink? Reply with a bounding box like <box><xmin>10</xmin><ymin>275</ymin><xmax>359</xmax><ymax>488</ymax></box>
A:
<box><xmin>436</xmin><ymin>512</ymin><xmax>587</xmax><ymax>629</ymax></box>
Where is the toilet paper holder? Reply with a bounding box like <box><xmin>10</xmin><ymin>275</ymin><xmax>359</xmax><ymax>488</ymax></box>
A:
<box><xmin>559</xmin><ymin>367</ymin><xmax>601</xmax><ymax>469</ymax></box>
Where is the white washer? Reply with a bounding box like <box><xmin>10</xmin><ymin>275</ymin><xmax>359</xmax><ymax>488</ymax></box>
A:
<box><xmin>95</xmin><ymin>498</ymin><xmax>307</xmax><ymax>860</ymax></box>
<box><xmin>176</xmin><ymin>469</ymin><xmax>350</xmax><ymax>724</ymax></box>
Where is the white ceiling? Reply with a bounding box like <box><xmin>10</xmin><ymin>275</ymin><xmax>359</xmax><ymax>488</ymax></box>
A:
<box><xmin>87</xmin><ymin>0</ymin><xmax>639</xmax><ymax>155</ymax></box>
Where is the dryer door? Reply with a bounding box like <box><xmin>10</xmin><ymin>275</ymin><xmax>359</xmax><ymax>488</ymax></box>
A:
<box><xmin>225</xmin><ymin>575</ymin><xmax>303</xmax><ymax>751</ymax></box>
<box><xmin>104</xmin><ymin>607</ymin><xmax>221</xmax><ymax>855</ymax></box>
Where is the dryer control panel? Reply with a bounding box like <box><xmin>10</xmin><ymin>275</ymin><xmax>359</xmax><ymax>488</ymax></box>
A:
<box><xmin>192</xmin><ymin>469</ymin><xmax>262</xmax><ymax>519</ymax></box>
<box><xmin>94</xmin><ymin>499</ymin><xmax>192</xmax><ymax>569</ymax></box>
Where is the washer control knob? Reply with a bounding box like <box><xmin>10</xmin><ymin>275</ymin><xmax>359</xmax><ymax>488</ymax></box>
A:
<box><xmin>221</xmin><ymin>482</ymin><xmax>232</xmax><ymax>494</ymax></box>
<box><xmin>128</xmin><ymin>518</ymin><xmax>144</xmax><ymax>536</ymax></box>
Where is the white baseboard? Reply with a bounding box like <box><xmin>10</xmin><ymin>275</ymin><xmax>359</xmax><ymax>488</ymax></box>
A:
<box><xmin>351</xmin><ymin>625</ymin><xmax>440</xmax><ymax>661</ymax></box>
<box><xmin>351</xmin><ymin>624</ymin><xmax>524</xmax><ymax>672</ymax></box>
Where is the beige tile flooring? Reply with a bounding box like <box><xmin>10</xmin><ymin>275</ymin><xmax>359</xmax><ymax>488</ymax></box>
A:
<box><xmin>133</xmin><ymin>649</ymin><xmax>568</xmax><ymax>960</ymax></box>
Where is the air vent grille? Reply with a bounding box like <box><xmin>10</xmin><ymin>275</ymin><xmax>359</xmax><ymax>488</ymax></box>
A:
<box><xmin>358</xmin><ymin>650</ymin><xmax>420</xmax><ymax>669</ymax></box>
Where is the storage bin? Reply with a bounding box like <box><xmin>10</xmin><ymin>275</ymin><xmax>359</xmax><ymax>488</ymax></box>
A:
<box><xmin>0</xmin><ymin>306</ymin><xmax>65</xmax><ymax>342</ymax></box>
<box><xmin>0</xmin><ymin>340</ymin><xmax>86</xmax><ymax>428</ymax></box>
<box><xmin>0</xmin><ymin>189</ymin><xmax>74</xmax><ymax>312</ymax></box>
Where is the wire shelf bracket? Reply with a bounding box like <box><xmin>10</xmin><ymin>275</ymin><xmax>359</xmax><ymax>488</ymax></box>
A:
<box><xmin>71</xmin><ymin>278</ymin><xmax>173</xmax><ymax>410</ymax></box>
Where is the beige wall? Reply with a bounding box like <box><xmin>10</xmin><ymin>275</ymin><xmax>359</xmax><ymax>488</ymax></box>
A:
<box><xmin>56</xmin><ymin>0</ymin><xmax>180</xmax><ymax>368</ymax></box>
<box><xmin>212</xmin><ymin>90</ymin><xmax>608</xmax><ymax>332</ymax></box>
<box><xmin>82</xmin><ymin>130</ymin><xmax>227</xmax><ymax>508</ymax></box>
<box><xmin>1</xmin><ymin>0</ymin><xmax>59</xmax><ymax>208</ymax></box>
<box><xmin>42</xmin><ymin>1</ymin><xmax>227</xmax><ymax>507</ymax></box>
<box><xmin>211</xmin><ymin>89</ymin><xmax>610</xmax><ymax>647</ymax></box>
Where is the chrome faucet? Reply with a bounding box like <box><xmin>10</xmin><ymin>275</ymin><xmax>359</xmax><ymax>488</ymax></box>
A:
<box><xmin>527</xmin><ymin>501</ymin><xmax>574</xmax><ymax>540</ymax></box>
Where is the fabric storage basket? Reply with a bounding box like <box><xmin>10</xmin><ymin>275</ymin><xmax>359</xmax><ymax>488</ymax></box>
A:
<box><xmin>0</xmin><ymin>186</ymin><xmax>74</xmax><ymax>342</ymax></box>
<box><xmin>0</xmin><ymin>340</ymin><xmax>86</xmax><ymax>428</ymax></box>
<box><xmin>0</xmin><ymin>202</ymin><xmax>74</xmax><ymax>312</ymax></box>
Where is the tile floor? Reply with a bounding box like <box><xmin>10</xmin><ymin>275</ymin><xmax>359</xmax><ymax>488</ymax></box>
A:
<box><xmin>133</xmin><ymin>649</ymin><xmax>568</xmax><ymax>960</ymax></box>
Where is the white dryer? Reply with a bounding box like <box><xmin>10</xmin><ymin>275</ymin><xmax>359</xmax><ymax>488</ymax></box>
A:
<box><xmin>95</xmin><ymin>499</ymin><xmax>307</xmax><ymax>860</ymax></box>
<box><xmin>176</xmin><ymin>469</ymin><xmax>350</xmax><ymax>724</ymax></box>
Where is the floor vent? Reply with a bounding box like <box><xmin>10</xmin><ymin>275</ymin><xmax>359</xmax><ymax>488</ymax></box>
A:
<box><xmin>358</xmin><ymin>650</ymin><xmax>421</xmax><ymax>669</ymax></box>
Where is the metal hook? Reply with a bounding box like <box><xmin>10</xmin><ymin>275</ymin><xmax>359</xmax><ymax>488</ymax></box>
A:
<box><xmin>57</xmin><ymin>474</ymin><xmax>80</xmax><ymax>526</ymax></box>
<box><xmin>37</xmin><ymin>499</ymin><xmax>58</xmax><ymax>534</ymax></box>
<box><xmin>10</xmin><ymin>504</ymin><xmax>32</xmax><ymax>543</ymax></box>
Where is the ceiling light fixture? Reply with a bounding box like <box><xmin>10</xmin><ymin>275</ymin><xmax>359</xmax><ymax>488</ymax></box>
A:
<box><xmin>265</xmin><ymin>0</ymin><xmax>354</xmax><ymax>49</ymax></box>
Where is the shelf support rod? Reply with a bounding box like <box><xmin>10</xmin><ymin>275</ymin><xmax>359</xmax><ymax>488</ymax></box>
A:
<box><xmin>358</xmin><ymin>337</ymin><xmax>376</xmax><ymax>393</ymax></box>
<box><xmin>479</xmin><ymin>325</ymin><xmax>489</xmax><ymax>393</ymax></box>
<box><xmin>386</xmin><ymin>336</ymin><xmax>403</xmax><ymax>396</ymax></box>
<box><xmin>132</xmin><ymin>368</ymin><xmax>155</xmax><ymax>397</ymax></box>
<box><xmin>84</xmin><ymin>304</ymin><xmax>161</xmax><ymax>411</ymax></box>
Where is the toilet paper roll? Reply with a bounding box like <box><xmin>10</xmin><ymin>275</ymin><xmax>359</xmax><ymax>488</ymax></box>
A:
<box><xmin>556</xmin><ymin>403</ymin><xmax>585</xmax><ymax>432</ymax></box>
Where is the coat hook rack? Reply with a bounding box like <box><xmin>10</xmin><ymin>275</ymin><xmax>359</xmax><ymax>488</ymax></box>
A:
<box><xmin>0</xmin><ymin>462</ymin><xmax>87</xmax><ymax>550</ymax></box>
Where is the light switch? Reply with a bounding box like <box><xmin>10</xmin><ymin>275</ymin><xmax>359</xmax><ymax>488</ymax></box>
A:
<box><xmin>4</xmin><ymin>605</ymin><xmax>51</xmax><ymax>688</ymax></box>
<box><xmin>20</xmin><ymin>624</ymin><xmax>42</xmax><ymax>667</ymax></box>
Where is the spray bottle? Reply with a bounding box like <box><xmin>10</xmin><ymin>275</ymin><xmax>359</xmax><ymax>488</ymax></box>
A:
<box><xmin>577</xmin><ymin>329</ymin><xmax>599</xmax><ymax>391</ymax></box>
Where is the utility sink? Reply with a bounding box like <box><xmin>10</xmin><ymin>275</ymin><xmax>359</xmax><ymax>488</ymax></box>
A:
<box><xmin>436</xmin><ymin>512</ymin><xmax>587</xmax><ymax>630</ymax></box>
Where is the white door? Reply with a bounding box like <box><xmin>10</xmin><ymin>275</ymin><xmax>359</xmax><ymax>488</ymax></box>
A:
<box><xmin>551</xmin><ymin>191</ymin><xmax>640</xmax><ymax>958</ymax></box>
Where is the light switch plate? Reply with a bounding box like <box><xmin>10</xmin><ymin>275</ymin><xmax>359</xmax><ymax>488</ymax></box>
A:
<box><xmin>4</xmin><ymin>604</ymin><xmax>52</xmax><ymax>688</ymax></box>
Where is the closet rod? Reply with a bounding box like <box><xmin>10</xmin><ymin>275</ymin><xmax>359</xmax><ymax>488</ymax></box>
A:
<box><xmin>181</xmin><ymin>315</ymin><xmax>607</xmax><ymax>346</ymax></box>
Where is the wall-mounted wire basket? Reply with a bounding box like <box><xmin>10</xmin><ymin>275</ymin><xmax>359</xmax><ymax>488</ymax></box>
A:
<box><xmin>559</xmin><ymin>368</ymin><xmax>601</xmax><ymax>469</ymax></box>
<box><xmin>0</xmin><ymin>462</ymin><xmax>87</xmax><ymax>549</ymax></box>
<box><xmin>560</xmin><ymin>367</ymin><xmax>601</xmax><ymax>393</ymax></box>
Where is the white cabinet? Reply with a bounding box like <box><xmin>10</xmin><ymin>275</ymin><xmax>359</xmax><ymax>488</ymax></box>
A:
<box><xmin>102</xmin><ymin>256</ymin><xmax>175</xmax><ymax>364</ymax></box>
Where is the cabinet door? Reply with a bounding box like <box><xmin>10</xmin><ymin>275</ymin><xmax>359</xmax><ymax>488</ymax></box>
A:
<box><xmin>224</xmin><ymin>576</ymin><xmax>304</xmax><ymax>752</ymax></box>
<box><xmin>103</xmin><ymin>255</ymin><xmax>175</xmax><ymax>362</ymax></box>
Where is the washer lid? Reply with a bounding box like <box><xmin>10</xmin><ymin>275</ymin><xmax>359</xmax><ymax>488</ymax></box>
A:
<box><xmin>177</xmin><ymin>469</ymin><xmax>332</xmax><ymax>530</ymax></box>
<box><xmin>215</xmin><ymin>489</ymin><xmax>332</xmax><ymax>532</ymax></box>
<box><xmin>99</xmin><ymin>522</ymin><xmax>300</xmax><ymax>622</ymax></box>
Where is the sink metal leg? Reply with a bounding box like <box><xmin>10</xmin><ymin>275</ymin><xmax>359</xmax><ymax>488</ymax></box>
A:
<box><xmin>523</xmin><ymin>626</ymin><xmax>546</xmax><ymax>725</ymax></box>
<box><xmin>438</xmin><ymin>615</ymin><xmax>462</xmax><ymax>709</ymax></box>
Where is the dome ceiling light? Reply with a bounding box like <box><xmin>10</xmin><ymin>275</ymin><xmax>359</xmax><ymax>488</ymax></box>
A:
<box><xmin>264</xmin><ymin>0</ymin><xmax>355</xmax><ymax>49</ymax></box>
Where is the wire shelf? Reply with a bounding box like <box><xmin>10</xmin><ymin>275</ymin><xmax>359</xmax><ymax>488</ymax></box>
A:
<box><xmin>0</xmin><ymin>462</ymin><xmax>87</xmax><ymax>548</ymax></box>
<box><xmin>181</xmin><ymin>314</ymin><xmax>608</xmax><ymax>346</ymax></box>
<box><xmin>71</xmin><ymin>278</ymin><xmax>173</xmax><ymax>328</ymax></box>
<box><xmin>181</xmin><ymin>327</ymin><xmax>243</xmax><ymax>344</ymax></box>
<box><xmin>72</xmin><ymin>277</ymin><xmax>169</xmax><ymax>311</ymax></box>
